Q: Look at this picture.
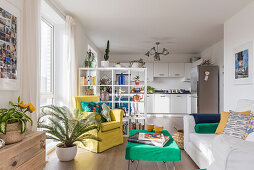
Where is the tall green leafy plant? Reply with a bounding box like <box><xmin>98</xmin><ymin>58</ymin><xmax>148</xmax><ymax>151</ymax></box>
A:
<box><xmin>0</xmin><ymin>96</ymin><xmax>34</xmax><ymax>134</ymax></box>
<box><xmin>104</xmin><ymin>40</ymin><xmax>110</xmax><ymax>61</ymax></box>
<box><xmin>38</xmin><ymin>105</ymin><xmax>101</xmax><ymax>148</ymax></box>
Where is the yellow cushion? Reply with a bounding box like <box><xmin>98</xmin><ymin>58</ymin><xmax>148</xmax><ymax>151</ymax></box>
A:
<box><xmin>215</xmin><ymin>110</ymin><xmax>251</xmax><ymax>134</ymax></box>
<box><xmin>101</xmin><ymin>121</ymin><xmax>121</xmax><ymax>132</ymax></box>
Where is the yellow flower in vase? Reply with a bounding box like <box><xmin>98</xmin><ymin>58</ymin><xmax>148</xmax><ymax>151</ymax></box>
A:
<box><xmin>28</xmin><ymin>103</ymin><xmax>36</xmax><ymax>112</ymax></box>
<box><xmin>19</xmin><ymin>101</ymin><xmax>28</xmax><ymax>108</ymax></box>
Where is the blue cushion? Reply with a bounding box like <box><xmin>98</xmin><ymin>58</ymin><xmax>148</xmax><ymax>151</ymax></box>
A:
<box><xmin>190</xmin><ymin>113</ymin><xmax>220</xmax><ymax>124</ymax></box>
<box><xmin>80</xmin><ymin>101</ymin><xmax>102</xmax><ymax>113</ymax></box>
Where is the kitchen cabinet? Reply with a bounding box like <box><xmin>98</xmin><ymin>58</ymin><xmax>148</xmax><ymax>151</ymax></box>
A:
<box><xmin>154</xmin><ymin>94</ymin><xmax>170</xmax><ymax>113</ymax></box>
<box><xmin>137</xmin><ymin>94</ymin><xmax>154</xmax><ymax>113</ymax></box>
<box><xmin>154</xmin><ymin>63</ymin><xmax>169</xmax><ymax>77</ymax></box>
<box><xmin>169</xmin><ymin>63</ymin><xmax>185</xmax><ymax>77</ymax></box>
<box><xmin>184</xmin><ymin>63</ymin><xmax>192</xmax><ymax>81</ymax></box>
<box><xmin>145</xmin><ymin>63</ymin><xmax>154</xmax><ymax>82</ymax></box>
<box><xmin>147</xmin><ymin>94</ymin><xmax>154</xmax><ymax>113</ymax></box>
<box><xmin>171</xmin><ymin>94</ymin><xmax>187</xmax><ymax>113</ymax></box>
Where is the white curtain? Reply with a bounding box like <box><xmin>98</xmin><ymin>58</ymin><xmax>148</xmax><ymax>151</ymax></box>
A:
<box><xmin>22</xmin><ymin>0</ymin><xmax>41</xmax><ymax>131</ymax></box>
<box><xmin>64</xmin><ymin>16</ymin><xmax>77</xmax><ymax>109</ymax></box>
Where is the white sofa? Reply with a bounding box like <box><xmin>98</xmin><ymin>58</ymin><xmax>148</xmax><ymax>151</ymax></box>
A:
<box><xmin>184</xmin><ymin>99</ymin><xmax>254</xmax><ymax>170</ymax></box>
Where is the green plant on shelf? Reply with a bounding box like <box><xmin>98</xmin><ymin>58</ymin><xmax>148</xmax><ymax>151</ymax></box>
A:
<box><xmin>104</xmin><ymin>40</ymin><xmax>110</xmax><ymax>61</ymax></box>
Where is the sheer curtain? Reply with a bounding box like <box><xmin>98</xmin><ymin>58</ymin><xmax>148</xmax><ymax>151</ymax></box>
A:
<box><xmin>64</xmin><ymin>16</ymin><xmax>77</xmax><ymax>109</ymax></box>
<box><xmin>22</xmin><ymin>0</ymin><xmax>41</xmax><ymax>130</ymax></box>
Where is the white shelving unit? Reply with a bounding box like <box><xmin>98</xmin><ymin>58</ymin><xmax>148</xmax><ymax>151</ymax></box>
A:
<box><xmin>78</xmin><ymin>67</ymin><xmax>147</xmax><ymax>136</ymax></box>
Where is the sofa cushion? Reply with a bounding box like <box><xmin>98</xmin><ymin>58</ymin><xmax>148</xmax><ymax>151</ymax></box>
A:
<box><xmin>222</xmin><ymin>110</ymin><xmax>251</xmax><ymax>139</ymax></box>
<box><xmin>189</xmin><ymin>133</ymin><xmax>217</xmax><ymax>162</ymax></box>
<box><xmin>194</xmin><ymin>123</ymin><xmax>219</xmax><ymax>134</ymax></box>
<box><xmin>216</xmin><ymin>110</ymin><xmax>251</xmax><ymax>134</ymax></box>
<box><xmin>101</xmin><ymin>121</ymin><xmax>121</xmax><ymax>132</ymax></box>
<box><xmin>191</xmin><ymin>114</ymin><xmax>220</xmax><ymax>124</ymax></box>
<box><xmin>101</xmin><ymin>103</ymin><xmax>111</xmax><ymax>122</ymax></box>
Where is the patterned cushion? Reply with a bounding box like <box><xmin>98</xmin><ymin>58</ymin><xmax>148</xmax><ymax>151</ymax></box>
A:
<box><xmin>222</xmin><ymin>110</ymin><xmax>251</xmax><ymax>139</ymax></box>
<box><xmin>80</xmin><ymin>101</ymin><xmax>103</xmax><ymax>113</ymax></box>
<box><xmin>101</xmin><ymin>103</ymin><xmax>111</xmax><ymax>122</ymax></box>
<box><xmin>244</xmin><ymin>113</ymin><xmax>254</xmax><ymax>140</ymax></box>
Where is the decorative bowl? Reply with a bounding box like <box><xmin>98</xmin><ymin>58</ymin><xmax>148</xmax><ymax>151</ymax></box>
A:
<box><xmin>154</xmin><ymin>126</ymin><xmax>163</xmax><ymax>133</ymax></box>
<box><xmin>146</xmin><ymin>125</ymin><xmax>154</xmax><ymax>132</ymax></box>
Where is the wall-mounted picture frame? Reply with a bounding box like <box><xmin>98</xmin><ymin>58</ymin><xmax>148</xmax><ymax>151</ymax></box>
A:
<box><xmin>0</xmin><ymin>0</ymin><xmax>20</xmax><ymax>91</ymax></box>
<box><xmin>233</xmin><ymin>42</ymin><xmax>253</xmax><ymax>84</ymax></box>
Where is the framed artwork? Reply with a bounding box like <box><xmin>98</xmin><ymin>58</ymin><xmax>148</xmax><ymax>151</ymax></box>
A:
<box><xmin>0</xmin><ymin>0</ymin><xmax>20</xmax><ymax>90</ymax></box>
<box><xmin>233</xmin><ymin>42</ymin><xmax>253</xmax><ymax>84</ymax></box>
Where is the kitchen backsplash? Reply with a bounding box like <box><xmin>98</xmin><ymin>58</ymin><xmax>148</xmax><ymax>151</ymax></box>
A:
<box><xmin>148</xmin><ymin>77</ymin><xmax>191</xmax><ymax>90</ymax></box>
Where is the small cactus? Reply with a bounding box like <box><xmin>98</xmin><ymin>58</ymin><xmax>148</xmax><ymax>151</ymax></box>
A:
<box><xmin>104</xmin><ymin>40</ymin><xmax>110</xmax><ymax>61</ymax></box>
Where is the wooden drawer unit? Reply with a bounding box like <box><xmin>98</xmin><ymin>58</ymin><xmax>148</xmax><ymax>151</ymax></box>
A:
<box><xmin>0</xmin><ymin>131</ymin><xmax>46</xmax><ymax>170</ymax></box>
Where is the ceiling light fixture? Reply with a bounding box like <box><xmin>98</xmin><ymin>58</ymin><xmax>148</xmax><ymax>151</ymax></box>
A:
<box><xmin>145</xmin><ymin>42</ymin><xmax>169</xmax><ymax>61</ymax></box>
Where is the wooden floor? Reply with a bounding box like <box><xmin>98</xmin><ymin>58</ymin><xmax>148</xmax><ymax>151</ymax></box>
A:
<box><xmin>45</xmin><ymin>115</ymin><xmax>198</xmax><ymax>170</ymax></box>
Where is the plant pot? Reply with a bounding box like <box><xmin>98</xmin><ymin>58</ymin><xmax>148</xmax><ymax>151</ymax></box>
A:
<box><xmin>101</xmin><ymin>60</ymin><xmax>109</xmax><ymax>67</ymax></box>
<box><xmin>0</xmin><ymin>122</ymin><xmax>25</xmax><ymax>144</ymax></box>
<box><xmin>56</xmin><ymin>144</ymin><xmax>77</xmax><ymax>161</ymax></box>
<box><xmin>135</xmin><ymin>80</ymin><xmax>140</xmax><ymax>85</ymax></box>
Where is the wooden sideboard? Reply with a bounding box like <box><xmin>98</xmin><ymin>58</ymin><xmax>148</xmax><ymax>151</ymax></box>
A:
<box><xmin>0</xmin><ymin>131</ymin><xmax>46</xmax><ymax>170</ymax></box>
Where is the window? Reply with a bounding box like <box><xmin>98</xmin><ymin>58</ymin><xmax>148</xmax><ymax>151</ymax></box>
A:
<box><xmin>40</xmin><ymin>18</ymin><xmax>54</xmax><ymax>106</ymax></box>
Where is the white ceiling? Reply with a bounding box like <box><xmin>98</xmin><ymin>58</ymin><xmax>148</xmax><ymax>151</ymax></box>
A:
<box><xmin>53</xmin><ymin>0</ymin><xmax>253</xmax><ymax>54</ymax></box>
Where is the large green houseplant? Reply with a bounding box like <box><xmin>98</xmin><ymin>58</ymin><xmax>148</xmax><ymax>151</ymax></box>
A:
<box><xmin>38</xmin><ymin>105</ymin><xmax>101</xmax><ymax>161</ymax></box>
<box><xmin>0</xmin><ymin>96</ymin><xmax>35</xmax><ymax>144</ymax></box>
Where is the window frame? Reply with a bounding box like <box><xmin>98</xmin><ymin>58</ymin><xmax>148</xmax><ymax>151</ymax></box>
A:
<box><xmin>40</xmin><ymin>16</ymin><xmax>55</xmax><ymax>101</ymax></box>
<box><xmin>40</xmin><ymin>17</ymin><xmax>55</xmax><ymax>101</ymax></box>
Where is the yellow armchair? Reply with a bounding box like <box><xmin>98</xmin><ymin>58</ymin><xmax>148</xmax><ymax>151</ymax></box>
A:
<box><xmin>74</xmin><ymin>96</ymin><xmax>124</xmax><ymax>153</ymax></box>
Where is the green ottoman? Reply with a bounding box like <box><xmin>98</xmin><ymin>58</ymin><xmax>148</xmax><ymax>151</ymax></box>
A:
<box><xmin>125</xmin><ymin>130</ymin><xmax>181</xmax><ymax>170</ymax></box>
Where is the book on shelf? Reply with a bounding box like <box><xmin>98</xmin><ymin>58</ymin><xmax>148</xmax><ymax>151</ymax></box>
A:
<box><xmin>127</xmin><ymin>132</ymin><xmax>170</xmax><ymax>147</ymax></box>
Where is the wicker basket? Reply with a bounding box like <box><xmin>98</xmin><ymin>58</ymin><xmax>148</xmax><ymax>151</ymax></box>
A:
<box><xmin>0</xmin><ymin>122</ymin><xmax>25</xmax><ymax>144</ymax></box>
<box><xmin>172</xmin><ymin>127</ymin><xmax>184</xmax><ymax>150</ymax></box>
<box><xmin>86</xmin><ymin>89</ymin><xmax>94</xmax><ymax>95</ymax></box>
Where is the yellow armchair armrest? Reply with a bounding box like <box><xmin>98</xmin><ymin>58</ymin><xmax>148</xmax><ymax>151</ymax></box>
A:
<box><xmin>110</xmin><ymin>109</ymin><xmax>124</xmax><ymax>122</ymax></box>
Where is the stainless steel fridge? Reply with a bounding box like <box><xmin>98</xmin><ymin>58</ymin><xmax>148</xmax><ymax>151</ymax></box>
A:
<box><xmin>191</xmin><ymin>65</ymin><xmax>219</xmax><ymax>113</ymax></box>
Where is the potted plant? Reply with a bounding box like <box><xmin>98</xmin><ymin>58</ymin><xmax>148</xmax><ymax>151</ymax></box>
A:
<box><xmin>129</xmin><ymin>58</ymin><xmax>145</xmax><ymax>68</ymax></box>
<box><xmin>0</xmin><ymin>96</ymin><xmax>35</xmax><ymax>144</ymax></box>
<box><xmin>101</xmin><ymin>40</ymin><xmax>110</xmax><ymax>67</ymax></box>
<box><xmin>38</xmin><ymin>105</ymin><xmax>101</xmax><ymax>161</ymax></box>
<box><xmin>135</xmin><ymin>75</ymin><xmax>140</xmax><ymax>85</ymax></box>
<box><xmin>115</xmin><ymin>62</ymin><xmax>121</xmax><ymax>68</ymax></box>
<box><xmin>84</xmin><ymin>50</ymin><xmax>96</xmax><ymax>68</ymax></box>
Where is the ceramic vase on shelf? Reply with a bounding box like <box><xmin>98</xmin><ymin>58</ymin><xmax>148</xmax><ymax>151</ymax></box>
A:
<box><xmin>101</xmin><ymin>61</ymin><xmax>109</xmax><ymax>67</ymax></box>
<box><xmin>118</xmin><ymin>73</ymin><xmax>125</xmax><ymax>85</ymax></box>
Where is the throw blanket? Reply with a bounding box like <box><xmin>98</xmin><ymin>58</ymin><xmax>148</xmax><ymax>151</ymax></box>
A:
<box><xmin>208</xmin><ymin>135</ymin><xmax>254</xmax><ymax>170</ymax></box>
<box><xmin>191</xmin><ymin>114</ymin><xmax>220</xmax><ymax>124</ymax></box>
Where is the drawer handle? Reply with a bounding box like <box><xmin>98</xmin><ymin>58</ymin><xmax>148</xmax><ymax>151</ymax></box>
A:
<box><xmin>159</xmin><ymin>74</ymin><xmax>164</xmax><ymax>76</ymax></box>
<box><xmin>175</xmin><ymin>74</ymin><xmax>180</xmax><ymax>76</ymax></box>
<box><xmin>12</xmin><ymin>161</ymin><xmax>17</xmax><ymax>167</ymax></box>
<box><xmin>176</xmin><ymin>96</ymin><xmax>182</xmax><ymax>97</ymax></box>
<box><xmin>160</xmin><ymin>96</ymin><xmax>166</xmax><ymax>97</ymax></box>
<box><xmin>40</xmin><ymin>140</ymin><xmax>46</xmax><ymax>149</ymax></box>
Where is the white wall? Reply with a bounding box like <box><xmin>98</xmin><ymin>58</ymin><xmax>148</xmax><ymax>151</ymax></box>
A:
<box><xmin>75</xmin><ymin>21</ymin><xmax>103</xmax><ymax>68</ymax></box>
<box><xmin>201</xmin><ymin>40</ymin><xmax>224</xmax><ymax>111</ymax></box>
<box><xmin>224</xmin><ymin>1</ymin><xmax>254</xmax><ymax>111</ymax></box>
<box><xmin>109</xmin><ymin>53</ymin><xmax>198</xmax><ymax>90</ymax></box>
<box><xmin>0</xmin><ymin>0</ymin><xmax>24</xmax><ymax>108</ymax></box>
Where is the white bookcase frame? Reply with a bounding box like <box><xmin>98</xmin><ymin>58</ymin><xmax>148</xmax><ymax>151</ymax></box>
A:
<box><xmin>78</xmin><ymin>67</ymin><xmax>147</xmax><ymax>136</ymax></box>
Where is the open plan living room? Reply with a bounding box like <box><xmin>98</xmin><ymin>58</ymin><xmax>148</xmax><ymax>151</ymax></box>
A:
<box><xmin>1</xmin><ymin>0</ymin><xmax>254</xmax><ymax>170</ymax></box>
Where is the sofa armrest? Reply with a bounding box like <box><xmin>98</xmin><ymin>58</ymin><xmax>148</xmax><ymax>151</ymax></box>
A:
<box><xmin>184</xmin><ymin>115</ymin><xmax>196</xmax><ymax>147</ymax></box>
<box><xmin>110</xmin><ymin>109</ymin><xmax>124</xmax><ymax>122</ymax></box>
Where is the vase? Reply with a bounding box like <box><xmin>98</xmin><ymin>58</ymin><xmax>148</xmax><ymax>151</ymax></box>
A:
<box><xmin>56</xmin><ymin>144</ymin><xmax>77</xmax><ymax>161</ymax></box>
<box><xmin>0</xmin><ymin>122</ymin><xmax>25</xmax><ymax>144</ymax></box>
<box><xmin>101</xmin><ymin>61</ymin><xmax>109</xmax><ymax>67</ymax></box>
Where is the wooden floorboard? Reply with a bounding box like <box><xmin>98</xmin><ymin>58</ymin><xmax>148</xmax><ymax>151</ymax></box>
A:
<box><xmin>45</xmin><ymin>115</ymin><xmax>198</xmax><ymax>170</ymax></box>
